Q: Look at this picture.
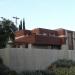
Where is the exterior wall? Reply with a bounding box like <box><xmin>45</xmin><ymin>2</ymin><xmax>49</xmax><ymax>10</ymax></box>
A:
<box><xmin>15</xmin><ymin>28</ymin><xmax>75</xmax><ymax>50</ymax></box>
<box><xmin>67</xmin><ymin>31</ymin><xmax>74</xmax><ymax>50</ymax></box>
<box><xmin>35</xmin><ymin>35</ymin><xmax>61</xmax><ymax>45</ymax></box>
<box><xmin>17</xmin><ymin>44</ymin><xmax>61</xmax><ymax>49</ymax></box>
<box><xmin>55</xmin><ymin>28</ymin><xmax>66</xmax><ymax>44</ymax></box>
<box><xmin>61</xmin><ymin>44</ymin><xmax>68</xmax><ymax>50</ymax></box>
<box><xmin>28</xmin><ymin>44</ymin><xmax>32</xmax><ymax>49</ymax></box>
<box><xmin>0</xmin><ymin>48</ymin><xmax>75</xmax><ymax>72</ymax></box>
<box><xmin>61</xmin><ymin>30</ymin><xmax>68</xmax><ymax>50</ymax></box>
<box><xmin>73</xmin><ymin>32</ymin><xmax>75</xmax><ymax>49</ymax></box>
<box><xmin>61</xmin><ymin>30</ymin><xmax>75</xmax><ymax>50</ymax></box>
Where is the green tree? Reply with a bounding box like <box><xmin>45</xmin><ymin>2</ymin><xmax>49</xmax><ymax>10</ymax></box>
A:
<box><xmin>19</xmin><ymin>20</ymin><xmax>22</xmax><ymax>30</ymax></box>
<box><xmin>0</xmin><ymin>18</ymin><xmax>17</xmax><ymax>48</ymax></box>
<box><xmin>23</xmin><ymin>18</ymin><xmax>25</xmax><ymax>30</ymax></box>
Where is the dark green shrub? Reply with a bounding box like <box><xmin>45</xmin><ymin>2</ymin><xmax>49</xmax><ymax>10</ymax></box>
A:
<box><xmin>51</xmin><ymin>59</ymin><xmax>75</xmax><ymax>68</ymax></box>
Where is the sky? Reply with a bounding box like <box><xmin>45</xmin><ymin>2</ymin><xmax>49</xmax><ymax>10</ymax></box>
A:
<box><xmin>0</xmin><ymin>0</ymin><xmax>75</xmax><ymax>31</ymax></box>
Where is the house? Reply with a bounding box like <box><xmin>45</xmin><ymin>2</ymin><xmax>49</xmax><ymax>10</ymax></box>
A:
<box><xmin>14</xmin><ymin>28</ymin><xmax>75</xmax><ymax>50</ymax></box>
<box><xmin>55</xmin><ymin>28</ymin><xmax>75</xmax><ymax>50</ymax></box>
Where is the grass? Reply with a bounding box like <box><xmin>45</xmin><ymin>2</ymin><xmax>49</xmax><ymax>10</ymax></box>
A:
<box><xmin>54</xmin><ymin>67</ymin><xmax>75</xmax><ymax>75</ymax></box>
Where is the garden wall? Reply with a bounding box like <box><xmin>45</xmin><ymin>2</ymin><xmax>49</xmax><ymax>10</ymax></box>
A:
<box><xmin>0</xmin><ymin>48</ymin><xmax>75</xmax><ymax>72</ymax></box>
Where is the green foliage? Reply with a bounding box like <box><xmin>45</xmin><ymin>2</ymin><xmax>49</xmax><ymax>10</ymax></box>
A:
<box><xmin>48</xmin><ymin>59</ymin><xmax>75</xmax><ymax>75</ymax></box>
<box><xmin>55</xmin><ymin>67</ymin><xmax>75</xmax><ymax>75</ymax></box>
<box><xmin>0</xmin><ymin>18</ymin><xmax>17</xmax><ymax>48</ymax></box>
<box><xmin>19</xmin><ymin>18</ymin><xmax>25</xmax><ymax>30</ymax></box>
<box><xmin>52</xmin><ymin>59</ymin><xmax>75</xmax><ymax>68</ymax></box>
<box><xmin>23</xmin><ymin>18</ymin><xmax>25</xmax><ymax>30</ymax></box>
<box><xmin>19</xmin><ymin>20</ymin><xmax>22</xmax><ymax>30</ymax></box>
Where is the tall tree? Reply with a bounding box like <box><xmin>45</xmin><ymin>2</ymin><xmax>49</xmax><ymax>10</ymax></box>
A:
<box><xmin>19</xmin><ymin>20</ymin><xmax>22</xmax><ymax>30</ymax></box>
<box><xmin>23</xmin><ymin>18</ymin><xmax>25</xmax><ymax>30</ymax></box>
<box><xmin>0</xmin><ymin>18</ymin><xmax>17</xmax><ymax>48</ymax></box>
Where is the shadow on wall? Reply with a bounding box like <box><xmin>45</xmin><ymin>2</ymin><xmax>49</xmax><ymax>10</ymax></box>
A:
<box><xmin>0</xmin><ymin>57</ymin><xmax>17</xmax><ymax>75</ymax></box>
<box><xmin>0</xmin><ymin>57</ymin><xmax>56</xmax><ymax>75</ymax></box>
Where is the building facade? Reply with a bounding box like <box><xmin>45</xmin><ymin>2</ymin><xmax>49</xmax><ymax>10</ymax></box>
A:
<box><xmin>14</xmin><ymin>28</ymin><xmax>75</xmax><ymax>50</ymax></box>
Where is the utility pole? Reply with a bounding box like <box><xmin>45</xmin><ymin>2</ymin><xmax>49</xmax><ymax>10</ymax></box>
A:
<box><xmin>13</xmin><ymin>16</ymin><xmax>19</xmax><ymax>26</ymax></box>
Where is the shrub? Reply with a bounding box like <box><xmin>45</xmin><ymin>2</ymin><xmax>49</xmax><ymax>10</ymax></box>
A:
<box><xmin>48</xmin><ymin>59</ymin><xmax>75</xmax><ymax>75</ymax></box>
<box><xmin>51</xmin><ymin>59</ymin><xmax>75</xmax><ymax>68</ymax></box>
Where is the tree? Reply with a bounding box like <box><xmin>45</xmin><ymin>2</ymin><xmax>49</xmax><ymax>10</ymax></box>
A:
<box><xmin>19</xmin><ymin>20</ymin><xmax>22</xmax><ymax>30</ymax></box>
<box><xmin>0</xmin><ymin>18</ymin><xmax>17</xmax><ymax>48</ymax></box>
<box><xmin>23</xmin><ymin>18</ymin><xmax>25</xmax><ymax>30</ymax></box>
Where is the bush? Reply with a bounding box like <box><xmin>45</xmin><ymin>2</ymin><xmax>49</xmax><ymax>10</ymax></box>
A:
<box><xmin>48</xmin><ymin>59</ymin><xmax>75</xmax><ymax>75</ymax></box>
<box><xmin>51</xmin><ymin>59</ymin><xmax>75</xmax><ymax>68</ymax></box>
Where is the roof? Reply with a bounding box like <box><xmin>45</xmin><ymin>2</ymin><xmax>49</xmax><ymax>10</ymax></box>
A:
<box><xmin>32</xmin><ymin>28</ymin><xmax>57</xmax><ymax>36</ymax></box>
<box><xmin>15</xmin><ymin>28</ymin><xmax>66</xmax><ymax>45</ymax></box>
<box><xmin>15</xmin><ymin>30</ymin><xmax>31</xmax><ymax>37</ymax></box>
<box><xmin>55</xmin><ymin>28</ymin><xmax>75</xmax><ymax>32</ymax></box>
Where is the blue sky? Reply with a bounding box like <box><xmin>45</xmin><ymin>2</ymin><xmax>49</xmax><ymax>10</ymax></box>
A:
<box><xmin>0</xmin><ymin>0</ymin><xmax>75</xmax><ymax>30</ymax></box>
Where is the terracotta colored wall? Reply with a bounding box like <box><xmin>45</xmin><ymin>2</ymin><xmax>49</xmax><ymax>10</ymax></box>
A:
<box><xmin>35</xmin><ymin>35</ymin><xmax>61</xmax><ymax>45</ymax></box>
<box><xmin>55</xmin><ymin>29</ymin><xmax>66</xmax><ymax>44</ymax></box>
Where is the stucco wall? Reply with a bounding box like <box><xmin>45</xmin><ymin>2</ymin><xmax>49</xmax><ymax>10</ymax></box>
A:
<box><xmin>0</xmin><ymin>48</ymin><xmax>75</xmax><ymax>72</ymax></box>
